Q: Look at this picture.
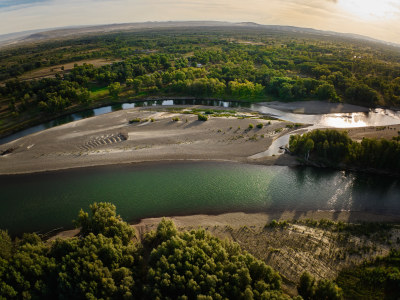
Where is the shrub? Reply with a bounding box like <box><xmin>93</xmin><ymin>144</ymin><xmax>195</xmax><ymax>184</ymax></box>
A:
<box><xmin>129</xmin><ymin>118</ymin><xmax>140</xmax><ymax>123</ymax></box>
<box><xmin>198</xmin><ymin>114</ymin><xmax>208</xmax><ymax>121</ymax></box>
<box><xmin>172</xmin><ymin>117</ymin><xmax>180</xmax><ymax>121</ymax></box>
<box><xmin>256</xmin><ymin>123</ymin><xmax>264</xmax><ymax>129</ymax></box>
<box><xmin>248</xmin><ymin>123</ymin><xmax>254</xmax><ymax>129</ymax></box>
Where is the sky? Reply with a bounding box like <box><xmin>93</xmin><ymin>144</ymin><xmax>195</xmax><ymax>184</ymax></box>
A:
<box><xmin>0</xmin><ymin>0</ymin><xmax>399</xmax><ymax>44</ymax></box>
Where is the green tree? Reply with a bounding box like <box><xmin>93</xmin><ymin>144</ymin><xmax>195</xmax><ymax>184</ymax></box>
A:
<box><xmin>298</xmin><ymin>272</ymin><xmax>315</xmax><ymax>300</ymax></box>
<box><xmin>316</xmin><ymin>83</ymin><xmax>340</xmax><ymax>102</ymax></box>
<box><xmin>75</xmin><ymin>202</ymin><xmax>135</xmax><ymax>244</ymax></box>
<box><xmin>108</xmin><ymin>82</ymin><xmax>122</xmax><ymax>98</ymax></box>
<box><xmin>132</xmin><ymin>78</ymin><xmax>142</xmax><ymax>93</ymax></box>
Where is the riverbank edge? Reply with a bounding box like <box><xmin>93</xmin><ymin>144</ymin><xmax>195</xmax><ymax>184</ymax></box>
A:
<box><xmin>0</xmin><ymin>154</ymin><xmax>301</xmax><ymax>176</ymax></box>
<box><xmin>47</xmin><ymin>210</ymin><xmax>400</xmax><ymax>242</ymax></box>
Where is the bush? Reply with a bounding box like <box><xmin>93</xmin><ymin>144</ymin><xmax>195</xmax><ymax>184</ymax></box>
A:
<box><xmin>248</xmin><ymin>123</ymin><xmax>254</xmax><ymax>129</ymax></box>
<box><xmin>129</xmin><ymin>118</ymin><xmax>141</xmax><ymax>123</ymax></box>
<box><xmin>74</xmin><ymin>202</ymin><xmax>135</xmax><ymax>244</ymax></box>
<box><xmin>256</xmin><ymin>123</ymin><xmax>264</xmax><ymax>129</ymax></box>
<box><xmin>198</xmin><ymin>114</ymin><xmax>208</xmax><ymax>121</ymax></box>
<box><xmin>172</xmin><ymin>117</ymin><xmax>180</xmax><ymax>121</ymax></box>
<box><xmin>298</xmin><ymin>272</ymin><xmax>343</xmax><ymax>300</ymax></box>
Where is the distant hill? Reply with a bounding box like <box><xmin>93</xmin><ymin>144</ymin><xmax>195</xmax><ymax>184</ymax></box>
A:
<box><xmin>0</xmin><ymin>21</ymin><xmax>399</xmax><ymax>48</ymax></box>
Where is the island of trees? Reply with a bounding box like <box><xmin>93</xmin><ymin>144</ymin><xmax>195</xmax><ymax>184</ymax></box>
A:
<box><xmin>1</xmin><ymin>26</ymin><xmax>400</xmax><ymax>137</ymax></box>
<box><xmin>289</xmin><ymin>129</ymin><xmax>400</xmax><ymax>175</ymax></box>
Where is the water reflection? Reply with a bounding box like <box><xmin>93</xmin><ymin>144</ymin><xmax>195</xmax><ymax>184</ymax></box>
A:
<box><xmin>251</xmin><ymin>104</ymin><xmax>400</xmax><ymax>128</ymax></box>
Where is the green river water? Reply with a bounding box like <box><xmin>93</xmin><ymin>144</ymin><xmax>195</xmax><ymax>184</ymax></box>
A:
<box><xmin>1</xmin><ymin>161</ymin><xmax>399</xmax><ymax>235</ymax></box>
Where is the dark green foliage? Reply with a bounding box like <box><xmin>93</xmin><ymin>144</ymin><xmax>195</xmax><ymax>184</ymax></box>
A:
<box><xmin>0</xmin><ymin>204</ymin><xmax>290</xmax><ymax>299</ymax></box>
<box><xmin>289</xmin><ymin>129</ymin><xmax>400</xmax><ymax>173</ymax></box>
<box><xmin>316</xmin><ymin>83</ymin><xmax>340</xmax><ymax>102</ymax></box>
<box><xmin>298</xmin><ymin>272</ymin><xmax>315</xmax><ymax>300</ymax></box>
<box><xmin>50</xmin><ymin>233</ymin><xmax>137</xmax><ymax>299</ymax></box>
<box><xmin>142</xmin><ymin>219</ymin><xmax>286</xmax><ymax>299</ymax></box>
<box><xmin>256</xmin><ymin>123</ymin><xmax>264</xmax><ymax>129</ymax></box>
<box><xmin>0</xmin><ymin>230</ymin><xmax>12</xmax><ymax>260</ymax></box>
<box><xmin>345</xmin><ymin>84</ymin><xmax>379</xmax><ymax>106</ymax></box>
<box><xmin>298</xmin><ymin>272</ymin><xmax>343</xmax><ymax>300</ymax></box>
<box><xmin>74</xmin><ymin>202</ymin><xmax>135</xmax><ymax>244</ymax></box>
<box><xmin>265</xmin><ymin>220</ymin><xmax>289</xmax><ymax>229</ymax></box>
<box><xmin>336</xmin><ymin>250</ymin><xmax>400</xmax><ymax>299</ymax></box>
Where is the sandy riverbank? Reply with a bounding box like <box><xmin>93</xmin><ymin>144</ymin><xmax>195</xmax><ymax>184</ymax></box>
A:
<box><xmin>0</xmin><ymin>106</ymin><xmax>304</xmax><ymax>175</ymax></box>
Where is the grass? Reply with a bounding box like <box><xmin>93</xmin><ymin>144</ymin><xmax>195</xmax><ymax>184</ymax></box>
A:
<box><xmin>89</xmin><ymin>86</ymin><xmax>109</xmax><ymax>97</ymax></box>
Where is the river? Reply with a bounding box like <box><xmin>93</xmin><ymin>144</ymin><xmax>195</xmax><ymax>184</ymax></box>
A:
<box><xmin>1</xmin><ymin>162</ymin><xmax>399</xmax><ymax>235</ymax></box>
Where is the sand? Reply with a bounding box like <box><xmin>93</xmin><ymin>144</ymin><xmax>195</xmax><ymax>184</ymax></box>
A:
<box><xmin>0</xmin><ymin>107</ymin><xmax>304</xmax><ymax>175</ymax></box>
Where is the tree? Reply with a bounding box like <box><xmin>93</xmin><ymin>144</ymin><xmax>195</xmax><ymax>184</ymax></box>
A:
<box><xmin>75</xmin><ymin>202</ymin><xmax>135</xmax><ymax>244</ymax></box>
<box><xmin>315</xmin><ymin>279</ymin><xmax>343</xmax><ymax>300</ymax></box>
<box><xmin>345</xmin><ymin>84</ymin><xmax>379</xmax><ymax>106</ymax></box>
<box><xmin>108</xmin><ymin>82</ymin><xmax>122</xmax><ymax>98</ymax></box>
<box><xmin>316</xmin><ymin>83</ymin><xmax>340</xmax><ymax>102</ymax></box>
<box><xmin>303</xmin><ymin>138</ymin><xmax>314</xmax><ymax>160</ymax></box>
<box><xmin>132</xmin><ymin>78</ymin><xmax>142</xmax><ymax>93</ymax></box>
<box><xmin>298</xmin><ymin>272</ymin><xmax>315</xmax><ymax>300</ymax></box>
<box><xmin>298</xmin><ymin>272</ymin><xmax>343</xmax><ymax>300</ymax></box>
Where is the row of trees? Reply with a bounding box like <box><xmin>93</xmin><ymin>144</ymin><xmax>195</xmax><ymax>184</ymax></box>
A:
<box><xmin>289</xmin><ymin>129</ymin><xmax>400</xmax><ymax>173</ymax></box>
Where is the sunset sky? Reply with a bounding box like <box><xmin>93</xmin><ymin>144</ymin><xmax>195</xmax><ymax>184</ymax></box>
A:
<box><xmin>0</xmin><ymin>0</ymin><xmax>399</xmax><ymax>43</ymax></box>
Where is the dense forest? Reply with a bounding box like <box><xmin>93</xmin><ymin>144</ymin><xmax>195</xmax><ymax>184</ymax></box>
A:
<box><xmin>0</xmin><ymin>203</ymin><xmax>293</xmax><ymax>299</ymax></box>
<box><xmin>289</xmin><ymin>129</ymin><xmax>400</xmax><ymax>174</ymax></box>
<box><xmin>1</xmin><ymin>26</ymin><xmax>400</xmax><ymax>136</ymax></box>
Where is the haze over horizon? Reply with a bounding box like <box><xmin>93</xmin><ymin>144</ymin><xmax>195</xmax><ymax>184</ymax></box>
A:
<box><xmin>0</xmin><ymin>0</ymin><xmax>399</xmax><ymax>44</ymax></box>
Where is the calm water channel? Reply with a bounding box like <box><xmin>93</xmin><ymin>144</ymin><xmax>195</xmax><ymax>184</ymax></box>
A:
<box><xmin>1</xmin><ymin>162</ymin><xmax>399</xmax><ymax>235</ymax></box>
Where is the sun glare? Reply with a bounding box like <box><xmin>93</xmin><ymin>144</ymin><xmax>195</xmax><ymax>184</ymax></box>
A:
<box><xmin>338</xmin><ymin>0</ymin><xmax>397</xmax><ymax>20</ymax></box>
